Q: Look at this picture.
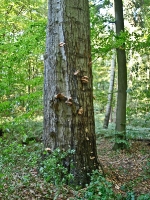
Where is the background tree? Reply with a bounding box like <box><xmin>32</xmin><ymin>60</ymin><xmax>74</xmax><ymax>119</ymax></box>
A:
<box><xmin>113</xmin><ymin>0</ymin><xmax>127</xmax><ymax>149</ymax></box>
<box><xmin>103</xmin><ymin>48</ymin><xmax>116</xmax><ymax>128</ymax></box>
<box><xmin>43</xmin><ymin>0</ymin><xmax>98</xmax><ymax>186</ymax></box>
<box><xmin>103</xmin><ymin>4</ymin><xmax>116</xmax><ymax>129</ymax></box>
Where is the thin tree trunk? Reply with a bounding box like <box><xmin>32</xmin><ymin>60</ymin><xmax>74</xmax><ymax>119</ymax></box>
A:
<box><xmin>103</xmin><ymin>50</ymin><xmax>116</xmax><ymax>128</ymax></box>
<box><xmin>113</xmin><ymin>0</ymin><xmax>127</xmax><ymax>149</ymax></box>
<box><xmin>43</xmin><ymin>0</ymin><xmax>98</xmax><ymax>186</ymax></box>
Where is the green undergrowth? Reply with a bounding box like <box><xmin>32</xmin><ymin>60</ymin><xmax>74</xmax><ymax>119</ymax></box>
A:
<box><xmin>1</xmin><ymin>119</ymin><xmax>43</xmax><ymax>144</ymax></box>
<box><xmin>39</xmin><ymin>148</ymin><xmax>75</xmax><ymax>186</ymax></box>
<box><xmin>0</xmin><ymin>118</ymin><xmax>150</xmax><ymax>199</ymax></box>
<box><xmin>95</xmin><ymin>113</ymin><xmax>150</xmax><ymax>140</ymax></box>
<box><xmin>0</xmin><ymin>139</ymin><xmax>42</xmax><ymax>198</ymax></box>
<box><xmin>95</xmin><ymin>117</ymin><xmax>150</xmax><ymax>141</ymax></box>
<box><xmin>0</xmin><ymin>135</ymin><xmax>120</xmax><ymax>199</ymax></box>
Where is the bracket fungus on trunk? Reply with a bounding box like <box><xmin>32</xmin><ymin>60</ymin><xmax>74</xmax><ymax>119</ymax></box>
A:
<box><xmin>55</xmin><ymin>93</ymin><xmax>67</xmax><ymax>100</ymax></box>
<box><xmin>81</xmin><ymin>76</ymin><xmax>89</xmax><ymax>83</ymax></box>
<box><xmin>65</xmin><ymin>97</ymin><xmax>72</xmax><ymax>106</ymax></box>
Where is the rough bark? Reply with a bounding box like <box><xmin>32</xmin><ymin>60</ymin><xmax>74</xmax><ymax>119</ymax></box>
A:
<box><xmin>43</xmin><ymin>0</ymin><xmax>98</xmax><ymax>186</ymax></box>
<box><xmin>103</xmin><ymin>49</ymin><xmax>116</xmax><ymax>129</ymax></box>
<box><xmin>113</xmin><ymin>0</ymin><xmax>127</xmax><ymax>149</ymax></box>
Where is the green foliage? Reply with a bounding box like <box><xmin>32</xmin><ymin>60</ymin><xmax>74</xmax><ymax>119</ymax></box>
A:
<box><xmin>0</xmin><ymin>0</ymin><xmax>47</xmax><ymax>126</ymax></box>
<box><xmin>137</xmin><ymin>193</ymin><xmax>150</xmax><ymax>200</ymax></box>
<box><xmin>78</xmin><ymin>170</ymin><xmax>117</xmax><ymax>200</ymax></box>
<box><xmin>126</xmin><ymin>126</ymin><xmax>150</xmax><ymax>140</ymax></box>
<box><xmin>125</xmin><ymin>191</ymin><xmax>135</xmax><ymax>200</ymax></box>
<box><xmin>39</xmin><ymin>148</ymin><xmax>75</xmax><ymax>186</ymax></box>
<box><xmin>1</xmin><ymin>118</ymin><xmax>43</xmax><ymax>145</ymax></box>
<box><xmin>94</xmin><ymin>111</ymin><xmax>150</xmax><ymax>141</ymax></box>
<box><xmin>0</xmin><ymin>138</ymin><xmax>42</xmax><ymax>197</ymax></box>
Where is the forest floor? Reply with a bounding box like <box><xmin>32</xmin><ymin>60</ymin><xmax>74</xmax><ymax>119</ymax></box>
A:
<box><xmin>97</xmin><ymin>138</ymin><xmax>150</xmax><ymax>198</ymax></box>
<box><xmin>0</xmin><ymin>128</ymin><xmax>150</xmax><ymax>199</ymax></box>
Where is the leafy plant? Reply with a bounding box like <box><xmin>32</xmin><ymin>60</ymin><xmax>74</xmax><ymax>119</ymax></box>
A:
<box><xmin>126</xmin><ymin>191</ymin><xmax>135</xmax><ymax>200</ymax></box>
<box><xmin>137</xmin><ymin>193</ymin><xmax>150</xmax><ymax>200</ymax></box>
<box><xmin>0</xmin><ymin>136</ymin><xmax>42</xmax><ymax>197</ymax></box>
<box><xmin>78</xmin><ymin>170</ymin><xmax>116</xmax><ymax>200</ymax></box>
<box><xmin>39</xmin><ymin>148</ymin><xmax>75</xmax><ymax>186</ymax></box>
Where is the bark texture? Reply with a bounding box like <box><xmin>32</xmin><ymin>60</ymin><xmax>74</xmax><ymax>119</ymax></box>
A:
<box><xmin>43</xmin><ymin>0</ymin><xmax>98</xmax><ymax>186</ymax></box>
<box><xmin>114</xmin><ymin>0</ymin><xmax>127</xmax><ymax>149</ymax></box>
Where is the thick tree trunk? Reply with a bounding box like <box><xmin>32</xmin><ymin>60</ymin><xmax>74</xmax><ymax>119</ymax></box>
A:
<box><xmin>43</xmin><ymin>0</ymin><xmax>98</xmax><ymax>186</ymax></box>
<box><xmin>113</xmin><ymin>0</ymin><xmax>127</xmax><ymax>149</ymax></box>
<box><xmin>103</xmin><ymin>49</ymin><xmax>116</xmax><ymax>129</ymax></box>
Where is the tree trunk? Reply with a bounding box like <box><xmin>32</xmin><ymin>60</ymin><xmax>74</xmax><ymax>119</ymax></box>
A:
<box><xmin>103</xmin><ymin>49</ymin><xmax>116</xmax><ymax>128</ymax></box>
<box><xmin>113</xmin><ymin>0</ymin><xmax>127</xmax><ymax>149</ymax></box>
<box><xmin>43</xmin><ymin>0</ymin><xmax>98</xmax><ymax>186</ymax></box>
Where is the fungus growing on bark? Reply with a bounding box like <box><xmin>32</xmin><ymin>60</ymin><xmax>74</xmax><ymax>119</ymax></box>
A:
<box><xmin>45</xmin><ymin>148</ymin><xmax>52</xmax><ymax>153</ymax></box>
<box><xmin>59</xmin><ymin>42</ymin><xmax>65</xmax><ymax>47</ymax></box>
<box><xmin>55</xmin><ymin>93</ymin><xmax>67</xmax><ymax>100</ymax></box>
<box><xmin>74</xmin><ymin>70</ymin><xmax>80</xmax><ymax>76</ymax></box>
<box><xmin>78</xmin><ymin>107</ymin><xmax>83</xmax><ymax>115</ymax></box>
<box><xmin>65</xmin><ymin>97</ymin><xmax>72</xmax><ymax>106</ymax></box>
<box><xmin>90</xmin><ymin>156</ymin><xmax>95</xmax><ymax>160</ymax></box>
<box><xmin>85</xmin><ymin>128</ymin><xmax>88</xmax><ymax>133</ymax></box>
<box><xmin>81</xmin><ymin>76</ymin><xmax>89</xmax><ymax>83</ymax></box>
